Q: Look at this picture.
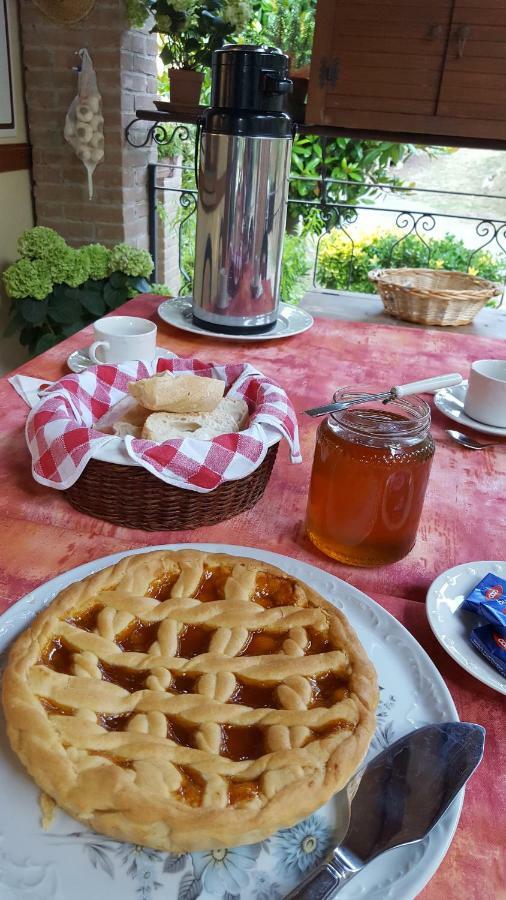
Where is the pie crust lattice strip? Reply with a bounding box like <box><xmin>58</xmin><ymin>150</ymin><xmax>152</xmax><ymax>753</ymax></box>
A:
<box><xmin>2</xmin><ymin>550</ymin><xmax>378</xmax><ymax>851</ymax></box>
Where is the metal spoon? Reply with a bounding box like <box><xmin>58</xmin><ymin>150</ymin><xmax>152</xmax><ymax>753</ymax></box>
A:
<box><xmin>446</xmin><ymin>429</ymin><xmax>501</xmax><ymax>450</ymax></box>
<box><xmin>306</xmin><ymin>373</ymin><xmax>463</xmax><ymax>417</ymax></box>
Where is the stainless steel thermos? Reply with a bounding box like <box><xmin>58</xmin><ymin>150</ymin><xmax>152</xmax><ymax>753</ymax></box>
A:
<box><xmin>192</xmin><ymin>45</ymin><xmax>293</xmax><ymax>334</ymax></box>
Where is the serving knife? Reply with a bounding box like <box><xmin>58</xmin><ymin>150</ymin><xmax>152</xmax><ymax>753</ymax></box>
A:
<box><xmin>285</xmin><ymin>722</ymin><xmax>485</xmax><ymax>899</ymax></box>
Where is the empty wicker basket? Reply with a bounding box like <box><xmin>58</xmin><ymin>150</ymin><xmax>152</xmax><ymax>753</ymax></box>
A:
<box><xmin>369</xmin><ymin>267</ymin><xmax>502</xmax><ymax>326</ymax></box>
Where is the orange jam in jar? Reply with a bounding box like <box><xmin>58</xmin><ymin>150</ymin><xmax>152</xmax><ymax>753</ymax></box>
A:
<box><xmin>306</xmin><ymin>391</ymin><xmax>435</xmax><ymax>566</ymax></box>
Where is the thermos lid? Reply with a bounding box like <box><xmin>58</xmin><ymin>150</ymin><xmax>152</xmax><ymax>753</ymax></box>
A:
<box><xmin>213</xmin><ymin>44</ymin><xmax>289</xmax><ymax>71</ymax></box>
<box><xmin>210</xmin><ymin>44</ymin><xmax>292</xmax><ymax>117</ymax></box>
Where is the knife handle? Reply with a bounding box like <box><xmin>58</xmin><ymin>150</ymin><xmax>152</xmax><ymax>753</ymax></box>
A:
<box><xmin>283</xmin><ymin>856</ymin><xmax>356</xmax><ymax>900</ymax></box>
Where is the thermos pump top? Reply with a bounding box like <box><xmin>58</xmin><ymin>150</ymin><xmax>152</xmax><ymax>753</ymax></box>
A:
<box><xmin>192</xmin><ymin>45</ymin><xmax>293</xmax><ymax>334</ymax></box>
<box><xmin>210</xmin><ymin>45</ymin><xmax>293</xmax><ymax>117</ymax></box>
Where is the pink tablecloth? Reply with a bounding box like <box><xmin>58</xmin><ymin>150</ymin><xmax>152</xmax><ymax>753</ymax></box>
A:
<box><xmin>1</xmin><ymin>295</ymin><xmax>505</xmax><ymax>897</ymax></box>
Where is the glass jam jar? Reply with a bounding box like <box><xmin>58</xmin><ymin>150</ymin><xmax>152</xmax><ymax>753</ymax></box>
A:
<box><xmin>306</xmin><ymin>389</ymin><xmax>435</xmax><ymax>566</ymax></box>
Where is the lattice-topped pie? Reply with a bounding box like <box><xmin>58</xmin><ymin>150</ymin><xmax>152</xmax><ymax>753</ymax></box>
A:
<box><xmin>2</xmin><ymin>550</ymin><xmax>378</xmax><ymax>851</ymax></box>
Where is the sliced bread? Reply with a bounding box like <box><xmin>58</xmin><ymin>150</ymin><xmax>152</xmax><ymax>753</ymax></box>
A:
<box><xmin>128</xmin><ymin>372</ymin><xmax>224</xmax><ymax>413</ymax></box>
<box><xmin>142</xmin><ymin>396</ymin><xmax>249</xmax><ymax>442</ymax></box>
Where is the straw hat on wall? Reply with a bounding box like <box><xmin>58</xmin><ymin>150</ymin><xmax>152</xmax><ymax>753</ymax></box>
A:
<box><xmin>32</xmin><ymin>0</ymin><xmax>97</xmax><ymax>25</ymax></box>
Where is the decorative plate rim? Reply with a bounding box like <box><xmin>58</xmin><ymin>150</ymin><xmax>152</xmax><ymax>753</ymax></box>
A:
<box><xmin>157</xmin><ymin>298</ymin><xmax>314</xmax><ymax>342</ymax></box>
<box><xmin>426</xmin><ymin>559</ymin><xmax>506</xmax><ymax>695</ymax></box>
<box><xmin>0</xmin><ymin>543</ymin><xmax>461</xmax><ymax>900</ymax></box>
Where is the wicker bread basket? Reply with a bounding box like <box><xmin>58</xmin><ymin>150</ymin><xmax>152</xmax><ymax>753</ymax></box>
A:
<box><xmin>369</xmin><ymin>267</ymin><xmax>502</xmax><ymax>326</ymax></box>
<box><xmin>66</xmin><ymin>443</ymin><xmax>279</xmax><ymax>531</ymax></box>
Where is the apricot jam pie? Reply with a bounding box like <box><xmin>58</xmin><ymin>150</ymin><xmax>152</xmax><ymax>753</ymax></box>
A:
<box><xmin>2</xmin><ymin>550</ymin><xmax>378</xmax><ymax>851</ymax></box>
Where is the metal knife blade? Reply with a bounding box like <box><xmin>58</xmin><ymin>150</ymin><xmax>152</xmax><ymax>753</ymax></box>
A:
<box><xmin>285</xmin><ymin>722</ymin><xmax>485</xmax><ymax>900</ymax></box>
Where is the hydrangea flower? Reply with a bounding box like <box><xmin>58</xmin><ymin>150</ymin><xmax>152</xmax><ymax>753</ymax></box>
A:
<box><xmin>271</xmin><ymin>815</ymin><xmax>333</xmax><ymax>874</ymax></box>
<box><xmin>3</xmin><ymin>258</ymin><xmax>53</xmax><ymax>300</ymax></box>
<box><xmin>69</xmin><ymin>248</ymin><xmax>93</xmax><ymax>286</ymax></box>
<box><xmin>17</xmin><ymin>226</ymin><xmax>67</xmax><ymax>260</ymax></box>
<box><xmin>79</xmin><ymin>243</ymin><xmax>111</xmax><ymax>280</ymax></box>
<box><xmin>191</xmin><ymin>844</ymin><xmax>261</xmax><ymax>894</ymax></box>
<box><xmin>49</xmin><ymin>247</ymin><xmax>91</xmax><ymax>288</ymax></box>
<box><xmin>222</xmin><ymin>0</ymin><xmax>251</xmax><ymax>30</ymax></box>
<box><xmin>110</xmin><ymin>243</ymin><xmax>154</xmax><ymax>278</ymax></box>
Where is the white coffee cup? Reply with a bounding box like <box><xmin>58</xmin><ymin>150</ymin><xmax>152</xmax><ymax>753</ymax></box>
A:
<box><xmin>463</xmin><ymin>359</ymin><xmax>506</xmax><ymax>428</ymax></box>
<box><xmin>88</xmin><ymin>316</ymin><xmax>157</xmax><ymax>364</ymax></box>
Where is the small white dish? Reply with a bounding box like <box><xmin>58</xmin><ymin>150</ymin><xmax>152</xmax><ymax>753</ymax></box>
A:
<box><xmin>157</xmin><ymin>297</ymin><xmax>314</xmax><ymax>341</ymax></box>
<box><xmin>427</xmin><ymin>560</ymin><xmax>506</xmax><ymax>695</ymax></box>
<box><xmin>434</xmin><ymin>382</ymin><xmax>506</xmax><ymax>437</ymax></box>
<box><xmin>67</xmin><ymin>346</ymin><xmax>175</xmax><ymax>374</ymax></box>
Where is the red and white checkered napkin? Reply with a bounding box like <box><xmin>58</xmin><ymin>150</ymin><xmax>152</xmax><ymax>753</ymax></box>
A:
<box><xmin>25</xmin><ymin>357</ymin><xmax>301</xmax><ymax>492</ymax></box>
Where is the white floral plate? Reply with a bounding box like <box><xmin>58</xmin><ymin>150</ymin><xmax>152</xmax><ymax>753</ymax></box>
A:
<box><xmin>0</xmin><ymin>544</ymin><xmax>460</xmax><ymax>900</ymax></box>
<box><xmin>426</xmin><ymin>560</ymin><xmax>506</xmax><ymax>695</ymax></box>
<box><xmin>157</xmin><ymin>298</ymin><xmax>314</xmax><ymax>341</ymax></box>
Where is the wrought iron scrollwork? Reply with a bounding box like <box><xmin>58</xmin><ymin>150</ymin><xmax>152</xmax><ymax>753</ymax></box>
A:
<box><xmin>313</xmin><ymin>205</ymin><xmax>358</xmax><ymax>289</ymax></box>
<box><xmin>388</xmin><ymin>212</ymin><xmax>436</xmax><ymax>267</ymax></box>
<box><xmin>125</xmin><ymin>119</ymin><xmax>191</xmax><ymax>150</ymax></box>
<box><xmin>177</xmin><ymin>190</ymin><xmax>198</xmax><ymax>295</ymax></box>
<box><xmin>146</xmin><ymin>152</ymin><xmax>506</xmax><ymax>306</ymax></box>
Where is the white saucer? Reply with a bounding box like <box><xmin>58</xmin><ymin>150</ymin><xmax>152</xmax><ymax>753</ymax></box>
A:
<box><xmin>426</xmin><ymin>560</ymin><xmax>506</xmax><ymax>695</ymax></box>
<box><xmin>434</xmin><ymin>382</ymin><xmax>506</xmax><ymax>437</ymax></box>
<box><xmin>67</xmin><ymin>346</ymin><xmax>175</xmax><ymax>373</ymax></box>
<box><xmin>157</xmin><ymin>297</ymin><xmax>314</xmax><ymax>341</ymax></box>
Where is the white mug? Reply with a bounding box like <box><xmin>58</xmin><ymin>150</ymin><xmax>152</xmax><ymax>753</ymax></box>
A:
<box><xmin>463</xmin><ymin>359</ymin><xmax>506</xmax><ymax>428</ymax></box>
<box><xmin>88</xmin><ymin>316</ymin><xmax>157</xmax><ymax>364</ymax></box>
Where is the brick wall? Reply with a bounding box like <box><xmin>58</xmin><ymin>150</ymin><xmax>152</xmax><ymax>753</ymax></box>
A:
<box><xmin>19</xmin><ymin>0</ymin><xmax>157</xmax><ymax>249</ymax></box>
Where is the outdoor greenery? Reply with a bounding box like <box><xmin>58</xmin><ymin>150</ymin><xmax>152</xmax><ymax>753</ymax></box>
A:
<box><xmin>316</xmin><ymin>228</ymin><xmax>506</xmax><ymax>295</ymax></box>
<box><xmin>279</xmin><ymin>234</ymin><xmax>312</xmax><ymax>303</ymax></box>
<box><xmin>2</xmin><ymin>227</ymin><xmax>153</xmax><ymax>355</ymax></box>
<box><xmin>126</xmin><ymin>0</ymin><xmax>250</xmax><ymax>69</ymax></box>
<box><xmin>243</xmin><ymin>0</ymin><xmax>315</xmax><ymax>68</ymax></box>
<box><xmin>288</xmin><ymin>137</ymin><xmax>417</xmax><ymax>233</ymax></box>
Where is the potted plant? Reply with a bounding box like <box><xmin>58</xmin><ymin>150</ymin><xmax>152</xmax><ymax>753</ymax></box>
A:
<box><xmin>129</xmin><ymin>0</ymin><xmax>252</xmax><ymax>106</ymax></box>
<box><xmin>2</xmin><ymin>227</ymin><xmax>154</xmax><ymax>356</ymax></box>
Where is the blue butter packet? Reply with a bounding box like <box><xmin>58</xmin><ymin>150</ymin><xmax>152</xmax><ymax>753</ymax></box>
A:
<box><xmin>470</xmin><ymin>624</ymin><xmax>506</xmax><ymax>678</ymax></box>
<box><xmin>461</xmin><ymin>572</ymin><xmax>506</xmax><ymax>628</ymax></box>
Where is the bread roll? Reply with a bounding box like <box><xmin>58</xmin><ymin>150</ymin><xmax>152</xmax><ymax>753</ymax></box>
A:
<box><xmin>112</xmin><ymin>403</ymin><xmax>149</xmax><ymax>438</ymax></box>
<box><xmin>129</xmin><ymin>372</ymin><xmax>224</xmax><ymax>414</ymax></box>
<box><xmin>142</xmin><ymin>397</ymin><xmax>249</xmax><ymax>442</ymax></box>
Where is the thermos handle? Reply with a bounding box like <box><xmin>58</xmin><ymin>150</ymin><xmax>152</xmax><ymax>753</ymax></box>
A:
<box><xmin>261</xmin><ymin>72</ymin><xmax>293</xmax><ymax>95</ymax></box>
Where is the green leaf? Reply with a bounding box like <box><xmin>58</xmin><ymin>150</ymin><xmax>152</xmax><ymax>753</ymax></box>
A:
<box><xmin>110</xmin><ymin>291</ymin><xmax>129</xmax><ymax>309</ymax></box>
<box><xmin>17</xmin><ymin>297</ymin><xmax>49</xmax><ymax>325</ymax></box>
<box><xmin>33</xmin><ymin>332</ymin><xmax>60</xmax><ymax>356</ymax></box>
<box><xmin>48</xmin><ymin>293</ymin><xmax>83</xmax><ymax>324</ymax></box>
<box><xmin>79</xmin><ymin>292</ymin><xmax>106</xmax><ymax>316</ymax></box>
<box><xmin>103</xmin><ymin>283</ymin><xmax>123</xmax><ymax>308</ymax></box>
<box><xmin>128</xmin><ymin>276</ymin><xmax>151</xmax><ymax>294</ymax></box>
<box><xmin>61</xmin><ymin>320</ymin><xmax>88</xmax><ymax>338</ymax></box>
<box><xmin>19</xmin><ymin>324</ymin><xmax>39</xmax><ymax>348</ymax></box>
<box><xmin>109</xmin><ymin>272</ymin><xmax>126</xmax><ymax>290</ymax></box>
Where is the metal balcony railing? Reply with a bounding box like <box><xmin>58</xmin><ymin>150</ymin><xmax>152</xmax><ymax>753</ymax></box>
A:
<box><xmin>128</xmin><ymin>123</ymin><xmax>506</xmax><ymax>304</ymax></box>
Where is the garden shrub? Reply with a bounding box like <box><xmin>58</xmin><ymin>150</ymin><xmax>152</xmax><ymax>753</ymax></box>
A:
<box><xmin>316</xmin><ymin>228</ymin><xmax>505</xmax><ymax>298</ymax></box>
